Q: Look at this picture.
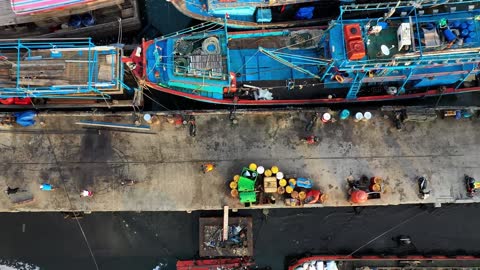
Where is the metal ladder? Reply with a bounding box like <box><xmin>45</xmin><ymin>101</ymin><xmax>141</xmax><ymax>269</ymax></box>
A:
<box><xmin>346</xmin><ymin>72</ymin><xmax>366</xmax><ymax>99</ymax></box>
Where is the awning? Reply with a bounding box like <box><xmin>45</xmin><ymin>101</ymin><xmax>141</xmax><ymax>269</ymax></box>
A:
<box><xmin>11</xmin><ymin>0</ymin><xmax>89</xmax><ymax>15</ymax></box>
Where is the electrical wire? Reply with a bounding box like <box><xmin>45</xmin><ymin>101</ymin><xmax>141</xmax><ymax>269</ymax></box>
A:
<box><xmin>31</xmin><ymin>109</ymin><xmax>100</xmax><ymax>270</ymax></box>
<box><xmin>348</xmin><ymin>210</ymin><xmax>426</xmax><ymax>256</ymax></box>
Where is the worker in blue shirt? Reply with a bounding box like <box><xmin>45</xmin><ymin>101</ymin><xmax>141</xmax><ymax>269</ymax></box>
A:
<box><xmin>40</xmin><ymin>183</ymin><xmax>54</xmax><ymax>191</ymax></box>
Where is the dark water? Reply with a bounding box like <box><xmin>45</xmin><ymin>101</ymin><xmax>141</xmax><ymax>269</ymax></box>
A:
<box><xmin>2</xmin><ymin>204</ymin><xmax>480</xmax><ymax>270</ymax></box>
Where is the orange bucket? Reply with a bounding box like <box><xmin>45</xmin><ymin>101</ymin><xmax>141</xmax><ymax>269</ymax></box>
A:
<box><xmin>369</xmin><ymin>183</ymin><xmax>381</xmax><ymax>192</ymax></box>
<box><xmin>231</xmin><ymin>189</ymin><xmax>239</xmax><ymax>198</ymax></box>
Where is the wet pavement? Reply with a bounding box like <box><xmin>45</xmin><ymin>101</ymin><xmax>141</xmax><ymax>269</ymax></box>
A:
<box><xmin>1</xmin><ymin>204</ymin><xmax>480</xmax><ymax>270</ymax></box>
<box><xmin>0</xmin><ymin>109</ymin><xmax>479</xmax><ymax>211</ymax></box>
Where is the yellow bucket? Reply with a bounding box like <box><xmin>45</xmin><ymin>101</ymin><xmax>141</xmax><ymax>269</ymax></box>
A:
<box><xmin>233</xmin><ymin>175</ymin><xmax>240</xmax><ymax>182</ymax></box>
<box><xmin>299</xmin><ymin>191</ymin><xmax>306</xmax><ymax>200</ymax></box>
<box><xmin>286</xmin><ymin>186</ymin><xmax>293</xmax><ymax>193</ymax></box>
<box><xmin>229</xmin><ymin>181</ymin><xmax>238</xmax><ymax>189</ymax></box>
<box><xmin>289</xmin><ymin>178</ymin><xmax>296</xmax><ymax>187</ymax></box>
<box><xmin>279</xmin><ymin>179</ymin><xmax>287</xmax><ymax>187</ymax></box>
<box><xmin>264</xmin><ymin>169</ymin><xmax>272</xmax><ymax>177</ymax></box>
<box><xmin>249</xmin><ymin>163</ymin><xmax>257</xmax><ymax>171</ymax></box>
<box><xmin>271</xmin><ymin>166</ymin><xmax>279</xmax><ymax>174</ymax></box>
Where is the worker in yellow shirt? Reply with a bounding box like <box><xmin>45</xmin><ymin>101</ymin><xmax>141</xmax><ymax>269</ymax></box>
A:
<box><xmin>201</xmin><ymin>163</ymin><xmax>215</xmax><ymax>173</ymax></box>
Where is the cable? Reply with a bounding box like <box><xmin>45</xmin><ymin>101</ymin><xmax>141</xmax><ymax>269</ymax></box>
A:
<box><xmin>348</xmin><ymin>209</ymin><xmax>426</xmax><ymax>256</ymax></box>
<box><xmin>35</xmin><ymin>112</ymin><xmax>100</xmax><ymax>270</ymax></box>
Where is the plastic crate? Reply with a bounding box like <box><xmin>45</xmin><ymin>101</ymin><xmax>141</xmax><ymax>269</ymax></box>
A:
<box><xmin>239</xmin><ymin>191</ymin><xmax>257</xmax><ymax>203</ymax></box>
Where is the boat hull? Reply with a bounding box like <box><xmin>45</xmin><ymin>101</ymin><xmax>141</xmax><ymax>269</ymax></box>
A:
<box><xmin>289</xmin><ymin>255</ymin><xmax>480</xmax><ymax>270</ymax></box>
<box><xmin>143</xmin><ymin>81</ymin><xmax>480</xmax><ymax>106</ymax></box>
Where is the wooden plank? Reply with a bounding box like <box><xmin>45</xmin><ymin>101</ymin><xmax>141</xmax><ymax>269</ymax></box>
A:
<box><xmin>19</xmin><ymin>78</ymin><xmax>70</xmax><ymax>86</ymax></box>
<box><xmin>75</xmin><ymin>120</ymin><xmax>151</xmax><ymax>131</ymax></box>
<box><xmin>223</xmin><ymin>206</ymin><xmax>229</xmax><ymax>241</ymax></box>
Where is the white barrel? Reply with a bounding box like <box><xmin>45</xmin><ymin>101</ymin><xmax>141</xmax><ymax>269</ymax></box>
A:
<box><xmin>363</xmin><ymin>111</ymin><xmax>372</xmax><ymax>121</ymax></box>
<box><xmin>321</xmin><ymin>113</ymin><xmax>331</xmax><ymax>123</ymax></box>
<box><xmin>143</xmin><ymin>114</ymin><xmax>152</xmax><ymax>123</ymax></box>
<box><xmin>354</xmin><ymin>112</ymin><xmax>364</xmax><ymax>122</ymax></box>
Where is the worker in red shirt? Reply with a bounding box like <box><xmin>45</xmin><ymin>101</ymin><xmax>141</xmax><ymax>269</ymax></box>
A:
<box><xmin>304</xmin><ymin>135</ymin><xmax>319</xmax><ymax>145</ymax></box>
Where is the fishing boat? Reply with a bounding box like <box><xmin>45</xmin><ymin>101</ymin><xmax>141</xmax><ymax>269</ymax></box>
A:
<box><xmin>289</xmin><ymin>255</ymin><xmax>480</xmax><ymax>270</ymax></box>
<box><xmin>127</xmin><ymin>1</ymin><xmax>480</xmax><ymax>106</ymax></box>
<box><xmin>0</xmin><ymin>0</ymin><xmax>140</xmax><ymax>39</ymax></box>
<box><xmin>168</xmin><ymin>0</ymin><xmax>342</xmax><ymax>29</ymax></box>
<box><xmin>0</xmin><ymin>38</ymin><xmax>141</xmax><ymax>108</ymax></box>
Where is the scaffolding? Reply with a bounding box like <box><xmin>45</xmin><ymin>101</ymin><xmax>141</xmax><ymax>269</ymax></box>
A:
<box><xmin>0</xmin><ymin>38</ymin><xmax>126</xmax><ymax>99</ymax></box>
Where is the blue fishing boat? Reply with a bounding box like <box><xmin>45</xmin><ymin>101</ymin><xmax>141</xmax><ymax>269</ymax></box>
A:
<box><xmin>0</xmin><ymin>38</ymin><xmax>139</xmax><ymax>108</ymax></box>
<box><xmin>128</xmin><ymin>1</ymin><xmax>480</xmax><ymax>106</ymax></box>
<box><xmin>168</xmin><ymin>0</ymin><xmax>341</xmax><ymax>29</ymax></box>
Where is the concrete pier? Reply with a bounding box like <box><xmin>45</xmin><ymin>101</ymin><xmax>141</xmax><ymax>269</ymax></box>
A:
<box><xmin>0</xmin><ymin>109</ymin><xmax>478</xmax><ymax>211</ymax></box>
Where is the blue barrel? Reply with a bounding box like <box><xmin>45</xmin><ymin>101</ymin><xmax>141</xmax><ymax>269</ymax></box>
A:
<box><xmin>469</xmin><ymin>31</ymin><xmax>476</xmax><ymax>38</ymax></box>
<box><xmin>467</xmin><ymin>20</ymin><xmax>474</xmax><ymax>25</ymax></box>
<box><xmin>340</xmin><ymin>109</ymin><xmax>350</xmax><ymax>120</ymax></box>
<box><xmin>443</xmin><ymin>28</ymin><xmax>456</xmax><ymax>42</ymax></box>
<box><xmin>461</xmin><ymin>22</ymin><xmax>468</xmax><ymax>29</ymax></box>
<box><xmin>464</xmin><ymin>37</ymin><xmax>473</xmax><ymax>43</ymax></box>
<box><xmin>468</xmin><ymin>25</ymin><xmax>475</xmax><ymax>32</ymax></box>
<box><xmin>68</xmin><ymin>15</ymin><xmax>82</xmax><ymax>28</ymax></box>
<box><xmin>452</xmin><ymin>21</ymin><xmax>461</xmax><ymax>28</ymax></box>
<box><xmin>82</xmin><ymin>14</ymin><xmax>95</xmax><ymax>27</ymax></box>
<box><xmin>461</xmin><ymin>29</ymin><xmax>469</xmax><ymax>37</ymax></box>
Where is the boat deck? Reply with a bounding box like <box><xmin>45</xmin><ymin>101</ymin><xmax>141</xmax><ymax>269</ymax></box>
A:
<box><xmin>0</xmin><ymin>40</ymin><xmax>124</xmax><ymax>98</ymax></box>
<box><xmin>0</xmin><ymin>108</ymin><xmax>479</xmax><ymax>212</ymax></box>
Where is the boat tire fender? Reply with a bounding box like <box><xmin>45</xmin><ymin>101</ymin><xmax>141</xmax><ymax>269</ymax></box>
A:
<box><xmin>335</xmin><ymin>74</ymin><xmax>345</xmax><ymax>83</ymax></box>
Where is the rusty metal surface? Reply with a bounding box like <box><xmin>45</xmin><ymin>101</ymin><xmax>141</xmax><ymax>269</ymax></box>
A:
<box><xmin>199</xmin><ymin>217</ymin><xmax>253</xmax><ymax>257</ymax></box>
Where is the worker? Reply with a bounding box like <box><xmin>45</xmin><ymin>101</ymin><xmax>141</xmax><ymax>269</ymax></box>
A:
<box><xmin>80</xmin><ymin>190</ymin><xmax>93</xmax><ymax>197</ymax></box>
<box><xmin>201</xmin><ymin>163</ymin><xmax>215</xmax><ymax>173</ymax></box>
<box><xmin>303</xmin><ymin>135</ymin><xmax>319</xmax><ymax>145</ymax></box>
<box><xmin>40</xmin><ymin>183</ymin><xmax>54</xmax><ymax>191</ymax></box>
<box><xmin>466</xmin><ymin>174</ymin><xmax>477</xmax><ymax>197</ymax></box>
<box><xmin>5</xmin><ymin>186</ymin><xmax>19</xmax><ymax>195</ymax></box>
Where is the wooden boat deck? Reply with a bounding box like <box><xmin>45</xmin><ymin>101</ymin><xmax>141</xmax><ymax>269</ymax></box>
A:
<box><xmin>0</xmin><ymin>0</ymin><xmax>123</xmax><ymax>27</ymax></box>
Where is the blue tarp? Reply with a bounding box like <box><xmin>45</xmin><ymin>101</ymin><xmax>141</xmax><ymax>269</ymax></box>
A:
<box><xmin>14</xmin><ymin>110</ymin><xmax>36</xmax><ymax>127</ymax></box>
<box><xmin>295</xmin><ymin>7</ymin><xmax>314</xmax><ymax>20</ymax></box>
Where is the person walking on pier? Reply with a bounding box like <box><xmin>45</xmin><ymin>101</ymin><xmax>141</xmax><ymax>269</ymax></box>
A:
<box><xmin>80</xmin><ymin>189</ymin><xmax>93</xmax><ymax>197</ymax></box>
<box><xmin>40</xmin><ymin>183</ymin><xmax>54</xmax><ymax>191</ymax></box>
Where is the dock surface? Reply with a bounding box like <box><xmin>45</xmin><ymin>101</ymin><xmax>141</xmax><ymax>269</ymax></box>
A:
<box><xmin>0</xmin><ymin>109</ymin><xmax>479</xmax><ymax>212</ymax></box>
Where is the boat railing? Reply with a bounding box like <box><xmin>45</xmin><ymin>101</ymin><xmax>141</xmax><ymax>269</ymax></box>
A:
<box><xmin>341</xmin><ymin>0</ymin><xmax>479</xmax><ymax>13</ymax></box>
<box><xmin>339</xmin><ymin>49</ymin><xmax>480</xmax><ymax>71</ymax></box>
<box><xmin>153</xmin><ymin>21</ymin><xmax>220</xmax><ymax>43</ymax></box>
<box><xmin>0</xmin><ymin>38</ymin><xmax>125</xmax><ymax>98</ymax></box>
